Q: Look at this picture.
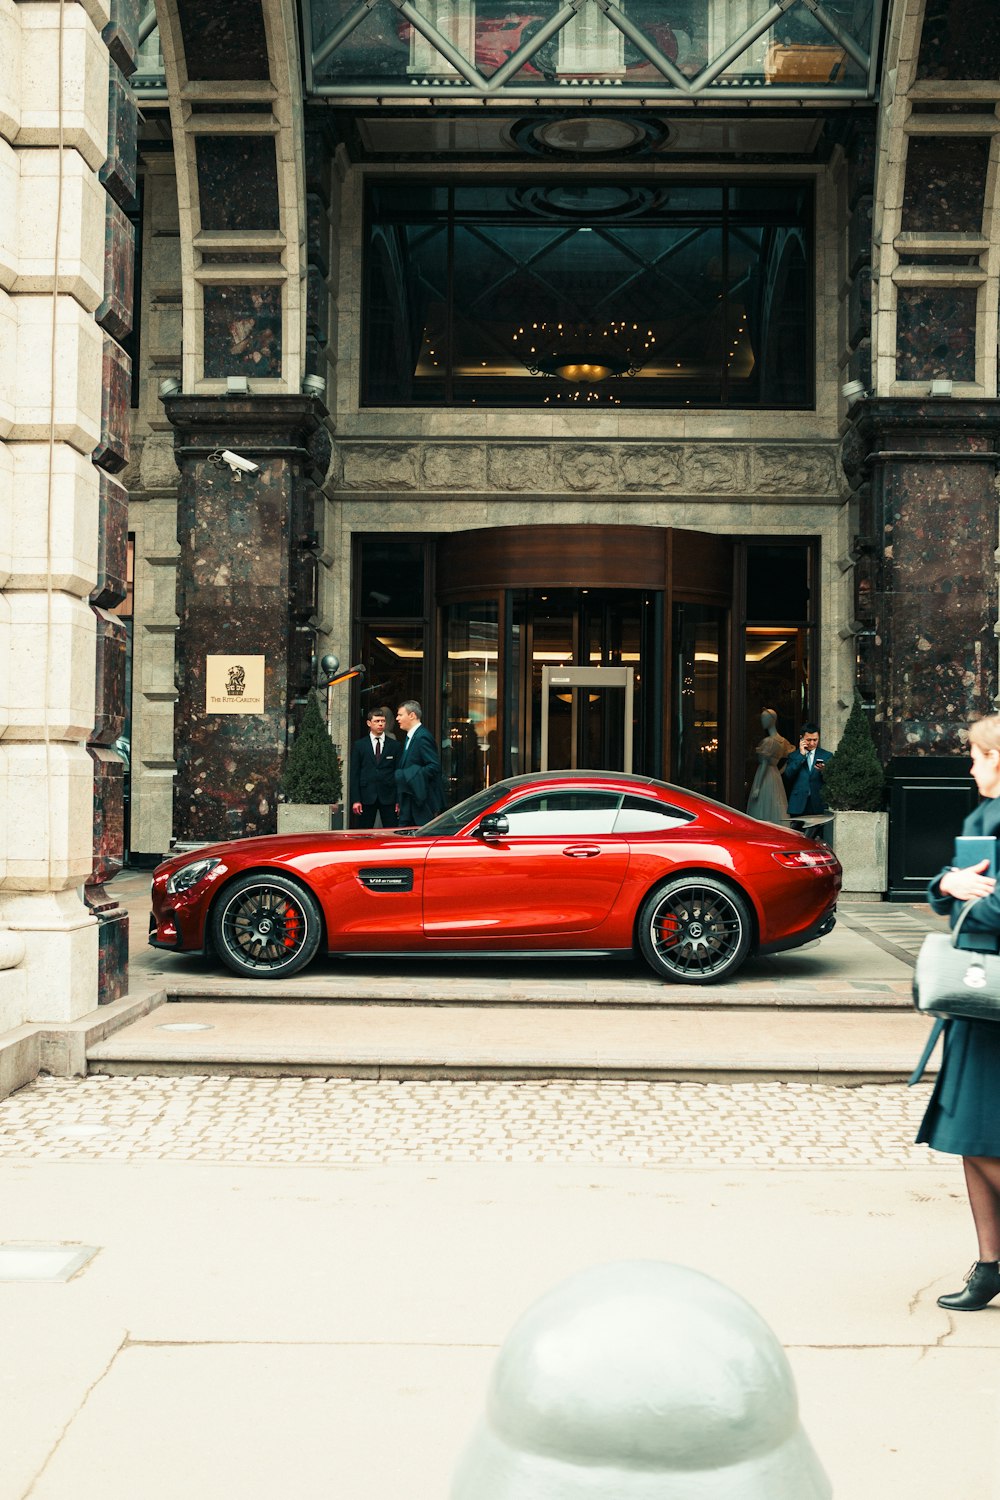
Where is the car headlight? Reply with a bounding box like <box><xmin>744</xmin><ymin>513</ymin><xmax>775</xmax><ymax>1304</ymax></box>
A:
<box><xmin>166</xmin><ymin>857</ymin><xmax>220</xmax><ymax>894</ymax></box>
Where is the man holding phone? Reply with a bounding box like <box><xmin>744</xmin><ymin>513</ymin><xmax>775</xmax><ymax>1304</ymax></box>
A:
<box><xmin>782</xmin><ymin>722</ymin><xmax>833</xmax><ymax>816</ymax></box>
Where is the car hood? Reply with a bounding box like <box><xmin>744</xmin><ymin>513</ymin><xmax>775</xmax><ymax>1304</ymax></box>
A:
<box><xmin>154</xmin><ymin>827</ymin><xmax>426</xmax><ymax>877</ymax></box>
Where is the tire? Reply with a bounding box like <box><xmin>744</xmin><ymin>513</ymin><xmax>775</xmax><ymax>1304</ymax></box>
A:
<box><xmin>211</xmin><ymin>873</ymin><xmax>322</xmax><ymax>979</ymax></box>
<box><xmin>637</xmin><ymin>876</ymin><xmax>752</xmax><ymax>984</ymax></box>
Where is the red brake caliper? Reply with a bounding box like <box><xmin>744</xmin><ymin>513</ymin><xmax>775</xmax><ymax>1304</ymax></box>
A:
<box><xmin>281</xmin><ymin>902</ymin><xmax>301</xmax><ymax>949</ymax></box>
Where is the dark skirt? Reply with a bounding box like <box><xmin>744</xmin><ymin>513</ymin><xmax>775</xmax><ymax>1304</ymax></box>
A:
<box><xmin>916</xmin><ymin>1017</ymin><xmax>1000</xmax><ymax>1157</ymax></box>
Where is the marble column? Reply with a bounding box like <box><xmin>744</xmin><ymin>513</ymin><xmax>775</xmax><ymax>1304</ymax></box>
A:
<box><xmin>842</xmin><ymin>398</ymin><xmax>1000</xmax><ymax>758</ymax></box>
<box><xmin>842</xmin><ymin>399</ymin><xmax>1000</xmax><ymax>894</ymax></box>
<box><xmin>163</xmin><ymin>395</ymin><xmax>330</xmax><ymax>845</ymax></box>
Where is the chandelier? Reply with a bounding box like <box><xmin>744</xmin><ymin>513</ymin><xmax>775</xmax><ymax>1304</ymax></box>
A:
<box><xmin>512</xmin><ymin>319</ymin><xmax>656</xmax><ymax>384</ymax></box>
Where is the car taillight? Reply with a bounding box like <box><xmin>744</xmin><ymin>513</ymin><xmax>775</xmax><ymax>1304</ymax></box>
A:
<box><xmin>772</xmin><ymin>849</ymin><xmax>839</xmax><ymax>870</ymax></box>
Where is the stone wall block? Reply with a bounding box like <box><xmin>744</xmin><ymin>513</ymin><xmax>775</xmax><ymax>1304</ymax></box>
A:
<box><xmin>9</xmin><ymin>442</ymin><xmax>99</xmax><ymax>596</ymax></box>
<box><xmin>91</xmin><ymin>470</ymin><xmax>127</xmax><ymax>607</ymax></box>
<box><xmin>91</xmin><ymin>333</ymin><xmax>131</xmax><ymax>473</ymax></box>
<box><xmin>88</xmin><ymin>743</ymin><xmax>124</xmax><ymax>885</ymax></box>
<box><xmin>5</xmin><ymin>592</ymin><xmax>97</xmax><ymax>742</ymax></box>
<box><xmin>0</xmin><ymin>137</ymin><xmax>16</xmax><ymax>291</ymax></box>
<box><xmin>684</xmin><ymin>446</ymin><xmax>750</xmax><ymax>494</ymax></box>
<box><xmin>556</xmin><ymin>445</ymin><xmax>619</xmax><ymax>493</ymax></box>
<box><xmin>0</xmin><ymin>0</ymin><xmax>19</xmax><ymax>144</ymax></box>
<box><xmin>487</xmin><ymin>445</ymin><xmax>553</xmax><ymax>492</ymax></box>
<box><xmin>101</xmin><ymin>0</ymin><xmax>140</xmax><ymax>77</ymax></box>
<box><xmin>96</xmin><ymin>197</ymin><xmax>134</xmax><ymax>340</ymax></box>
<box><xmin>15</xmin><ymin>148</ymin><xmax>105</xmax><ymax>311</ymax></box>
<box><xmin>0</xmin><ymin>884</ymin><xmax>97</xmax><ymax>1021</ymax></box>
<box><xmin>340</xmin><ymin>443</ymin><xmax>418</xmax><ymax>491</ymax></box>
<box><xmin>1</xmin><ymin>746</ymin><xmax>97</xmax><ymax>891</ymax></box>
<box><xmin>98</xmin><ymin>62</ymin><xmax>137</xmax><ymax>209</ymax></box>
<box><xmin>421</xmin><ymin>443</ymin><xmax>486</xmax><ymax>491</ymax></box>
<box><xmin>91</xmin><ymin>606</ymin><xmax>126</xmax><ymax>745</ymax></box>
<box><xmin>18</xmin><ymin>5</ymin><xmax>109</xmax><ymax>173</ymax></box>
<box><xmin>751</xmin><ymin>446</ymin><xmax>838</xmax><ymax>496</ymax></box>
<box><xmin>138</xmin><ymin>430</ymin><xmax>180</xmax><ymax>492</ymax></box>
<box><xmin>0</xmin><ymin>438</ymin><xmax>10</xmax><ymax>584</ymax></box>
<box><xmin>620</xmin><ymin>444</ymin><xmax>684</xmax><ymax>492</ymax></box>
<box><xmin>11</xmin><ymin>294</ymin><xmax>103</xmax><ymax>453</ymax></box>
<box><xmin>0</xmin><ymin>287</ymin><xmax>15</xmax><ymax>436</ymax></box>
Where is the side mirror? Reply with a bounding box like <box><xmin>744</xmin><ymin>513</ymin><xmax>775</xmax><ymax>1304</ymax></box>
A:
<box><xmin>476</xmin><ymin>813</ymin><xmax>509</xmax><ymax>839</ymax></box>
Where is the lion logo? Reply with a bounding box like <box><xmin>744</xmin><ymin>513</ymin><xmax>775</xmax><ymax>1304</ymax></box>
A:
<box><xmin>226</xmin><ymin>664</ymin><xmax>247</xmax><ymax>697</ymax></box>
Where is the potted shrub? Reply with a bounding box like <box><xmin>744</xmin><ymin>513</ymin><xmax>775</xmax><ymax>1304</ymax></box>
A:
<box><xmin>823</xmin><ymin>693</ymin><xmax>887</xmax><ymax>898</ymax></box>
<box><xmin>277</xmin><ymin>690</ymin><xmax>343</xmax><ymax>833</ymax></box>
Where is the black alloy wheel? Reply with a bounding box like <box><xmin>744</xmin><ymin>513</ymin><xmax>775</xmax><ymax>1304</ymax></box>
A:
<box><xmin>211</xmin><ymin>873</ymin><xmax>322</xmax><ymax>978</ymax></box>
<box><xmin>637</xmin><ymin>876</ymin><xmax>752</xmax><ymax>984</ymax></box>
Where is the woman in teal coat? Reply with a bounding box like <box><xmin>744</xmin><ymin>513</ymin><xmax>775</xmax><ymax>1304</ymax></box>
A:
<box><xmin>917</xmin><ymin>713</ymin><xmax>1000</xmax><ymax>1310</ymax></box>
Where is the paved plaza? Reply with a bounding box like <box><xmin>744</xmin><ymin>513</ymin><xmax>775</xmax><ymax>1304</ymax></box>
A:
<box><xmin>3</xmin><ymin>1067</ymin><xmax>1000</xmax><ymax>1500</ymax></box>
<box><xmin>0</xmin><ymin>1073</ymin><xmax>951</xmax><ymax>1168</ymax></box>
<box><xmin>2</xmin><ymin>889</ymin><xmax>999</xmax><ymax>1500</ymax></box>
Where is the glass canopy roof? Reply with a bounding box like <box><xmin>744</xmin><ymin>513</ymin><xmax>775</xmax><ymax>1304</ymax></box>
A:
<box><xmin>133</xmin><ymin>0</ymin><xmax>885</xmax><ymax>102</ymax></box>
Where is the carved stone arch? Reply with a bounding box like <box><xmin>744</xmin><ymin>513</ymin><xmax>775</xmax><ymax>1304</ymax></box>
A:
<box><xmin>872</xmin><ymin>0</ymin><xmax>1000</xmax><ymax>397</ymax></box>
<box><xmin>153</xmin><ymin>0</ymin><xmax>306</xmax><ymax>393</ymax></box>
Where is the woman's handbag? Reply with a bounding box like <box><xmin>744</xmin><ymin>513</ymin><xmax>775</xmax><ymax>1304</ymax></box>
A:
<box><xmin>913</xmin><ymin>899</ymin><xmax>1000</xmax><ymax>1024</ymax></box>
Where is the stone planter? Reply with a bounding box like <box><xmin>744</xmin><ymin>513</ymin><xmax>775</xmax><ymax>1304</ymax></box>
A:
<box><xmin>276</xmin><ymin>803</ymin><xmax>342</xmax><ymax>834</ymax></box>
<box><xmin>832</xmin><ymin>809</ymin><xmax>888</xmax><ymax>898</ymax></box>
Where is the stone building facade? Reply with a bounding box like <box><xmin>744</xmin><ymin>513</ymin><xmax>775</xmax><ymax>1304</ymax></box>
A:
<box><xmin>2</xmin><ymin>0</ymin><xmax>999</xmax><ymax>1017</ymax></box>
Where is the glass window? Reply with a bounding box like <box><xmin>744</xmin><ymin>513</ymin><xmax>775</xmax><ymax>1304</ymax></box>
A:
<box><xmin>359</xmin><ymin>540</ymin><xmax>426</xmax><ymax>618</ymax></box>
<box><xmin>613</xmin><ymin>796</ymin><xmax>694</xmax><ymax>833</ymax></box>
<box><xmin>503</xmin><ymin>788</ymin><xmax>622</xmax><ymax>835</ymax></box>
<box><xmin>442</xmin><ymin>601</ymin><xmax>500</xmax><ymax>805</ymax></box>
<box><xmin>363</xmin><ymin>181</ymin><xmax>813</xmax><ymax>409</ymax></box>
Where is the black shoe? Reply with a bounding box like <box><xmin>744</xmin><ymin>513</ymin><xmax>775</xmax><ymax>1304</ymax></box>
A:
<box><xmin>937</xmin><ymin>1261</ymin><xmax>1000</xmax><ymax>1311</ymax></box>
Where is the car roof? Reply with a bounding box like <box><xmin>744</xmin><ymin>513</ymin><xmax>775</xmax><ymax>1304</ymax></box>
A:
<box><xmin>491</xmin><ymin>771</ymin><xmax>683</xmax><ymax>797</ymax></box>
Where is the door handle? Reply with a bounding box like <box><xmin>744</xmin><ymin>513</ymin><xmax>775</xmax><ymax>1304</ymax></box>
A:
<box><xmin>563</xmin><ymin>845</ymin><xmax>601</xmax><ymax>858</ymax></box>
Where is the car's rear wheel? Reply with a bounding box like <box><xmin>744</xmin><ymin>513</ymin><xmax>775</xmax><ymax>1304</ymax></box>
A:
<box><xmin>211</xmin><ymin>873</ymin><xmax>322</xmax><ymax>978</ymax></box>
<box><xmin>637</xmin><ymin>877</ymin><xmax>752</xmax><ymax>984</ymax></box>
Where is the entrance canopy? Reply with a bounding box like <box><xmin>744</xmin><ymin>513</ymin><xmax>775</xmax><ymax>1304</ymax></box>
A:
<box><xmin>134</xmin><ymin>0</ymin><xmax>885</xmax><ymax>103</ymax></box>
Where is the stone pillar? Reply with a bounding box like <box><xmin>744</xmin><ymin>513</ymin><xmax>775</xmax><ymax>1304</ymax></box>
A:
<box><xmin>163</xmin><ymin>394</ymin><xmax>330</xmax><ymax>845</ymax></box>
<box><xmin>0</xmin><ymin>0</ymin><xmax>128</xmax><ymax>1022</ymax></box>
<box><xmin>842</xmin><ymin>399</ymin><xmax>1000</xmax><ymax>893</ymax></box>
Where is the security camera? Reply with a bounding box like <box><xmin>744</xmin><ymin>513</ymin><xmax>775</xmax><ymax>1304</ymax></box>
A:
<box><xmin>221</xmin><ymin>449</ymin><xmax>259</xmax><ymax>476</ymax></box>
<box><xmin>369</xmin><ymin>590</ymin><xmax>391</xmax><ymax>606</ymax></box>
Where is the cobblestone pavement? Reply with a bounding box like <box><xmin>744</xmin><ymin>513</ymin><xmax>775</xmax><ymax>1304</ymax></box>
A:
<box><xmin>0</xmin><ymin>1075</ymin><xmax>950</xmax><ymax>1168</ymax></box>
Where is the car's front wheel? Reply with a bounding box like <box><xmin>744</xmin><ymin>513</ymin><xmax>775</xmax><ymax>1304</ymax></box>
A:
<box><xmin>637</xmin><ymin>877</ymin><xmax>752</xmax><ymax>984</ymax></box>
<box><xmin>211</xmin><ymin>873</ymin><xmax>322</xmax><ymax>978</ymax></box>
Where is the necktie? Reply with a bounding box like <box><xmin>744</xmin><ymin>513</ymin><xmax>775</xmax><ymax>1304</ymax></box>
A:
<box><xmin>807</xmin><ymin>752</ymin><xmax>814</xmax><ymax>772</ymax></box>
<box><xmin>374</xmin><ymin>739</ymin><xmax>381</xmax><ymax>761</ymax></box>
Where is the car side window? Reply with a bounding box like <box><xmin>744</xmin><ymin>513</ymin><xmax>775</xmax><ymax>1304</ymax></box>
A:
<box><xmin>613</xmin><ymin>795</ymin><xmax>696</xmax><ymax>833</ymax></box>
<box><xmin>503</xmin><ymin>790</ymin><xmax>622</xmax><ymax>836</ymax></box>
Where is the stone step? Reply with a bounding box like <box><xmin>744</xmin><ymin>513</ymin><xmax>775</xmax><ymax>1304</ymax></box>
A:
<box><xmin>86</xmin><ymin>1000</ymin><xmax>939</xmax><ymax>1084</ymax></box>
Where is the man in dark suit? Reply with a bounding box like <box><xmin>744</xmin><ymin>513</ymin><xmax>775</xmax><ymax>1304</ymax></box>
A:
<box><xmin>395</xmin><ymin>699</ymin><xmax>446</xmax><ymax>826</ymax></box>
<box><xmin>782</xmin><ymin>721</ymin><xmax>833</xmax><ymax>816</ymax></box>
<box><xmin>349</xmin><ymin>707</ymin><xmax>399</xmax><ymax>828</ymax></box>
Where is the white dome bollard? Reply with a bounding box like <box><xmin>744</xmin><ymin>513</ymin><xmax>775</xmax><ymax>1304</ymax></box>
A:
<box><xmin>451</xmin><ymin>1261</ymin><xmax>831</xmax><ymax>1499</ymax></box>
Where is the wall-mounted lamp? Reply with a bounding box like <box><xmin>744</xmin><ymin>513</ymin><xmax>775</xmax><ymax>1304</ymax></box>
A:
<box><xmin>929</xmin><ymin>378</ymin><xmax>954</xmax><ymax>397</ymax></box>
<box><xmin>226</xmin><ymin>375</ymin><xmax>250</xmax><ymax>396</ymax></box>
<box><xmin>317</xmin><ymin>652</ymin><xmax>366</xmax><ymax>689</ymax></box>
<box><xmin>302</xmin><ymin>373</ymin><xmax>327</xmax><ymax>398</ymax></box>
<box><xmin>158</xmin><ymin>377</ymin><xmax>181</xmax><ymax>399</ymax></box>
<box><xmin>840</xmin><ymin>379</ymin><xmax>867</xmax><ymax>406</ymax></box>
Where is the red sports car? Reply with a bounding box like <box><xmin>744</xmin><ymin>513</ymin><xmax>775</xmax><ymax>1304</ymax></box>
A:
<box><xmin>149</xmin><ymin>771</ymin><xmax>841</xmax><ymax>985</ymax></box>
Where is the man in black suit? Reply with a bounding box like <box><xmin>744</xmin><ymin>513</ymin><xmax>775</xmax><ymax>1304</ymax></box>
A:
<box><xmin>782</xmin><ymin>721</ymin><xmax>833</xmax><ymax>816</ymax></box>
<box><xmin>395</xmin><ymin>699</ymin><xmax>446</xmax><ymax>827</ymax></box>
<box><xmin>349</xmin><ymin>707</ymin><xmax>399</xmax><ymax>828</ymax></box>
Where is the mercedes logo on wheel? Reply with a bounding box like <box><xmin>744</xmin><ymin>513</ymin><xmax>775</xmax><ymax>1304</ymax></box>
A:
<box><xmin>688</xmin><ymin>921</ymin><xmax>704</xmax><ymax>939</ymax></box>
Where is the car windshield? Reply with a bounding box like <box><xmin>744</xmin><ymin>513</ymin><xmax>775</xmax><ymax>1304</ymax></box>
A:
<box><xmin>408</xmin><ymin>780</ymin><xmax>519</xmax><ymax>837</ymax></box>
